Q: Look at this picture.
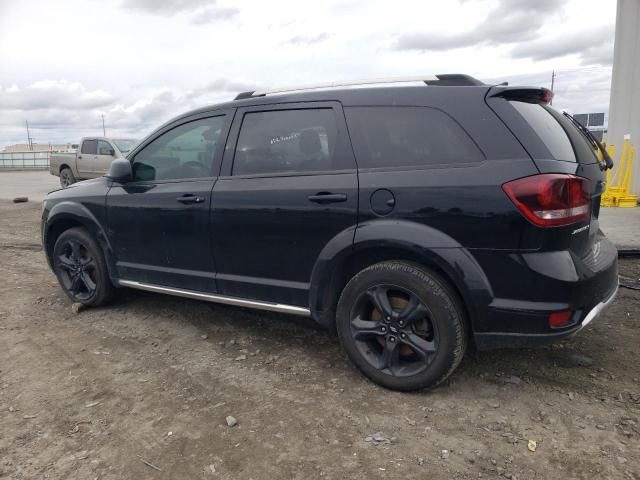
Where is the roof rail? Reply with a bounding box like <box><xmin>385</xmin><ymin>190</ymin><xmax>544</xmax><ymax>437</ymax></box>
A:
<box><xmin>233</xmin><ymin>74</ymin><xmax>483</xmax><ymax>100</ymax></box>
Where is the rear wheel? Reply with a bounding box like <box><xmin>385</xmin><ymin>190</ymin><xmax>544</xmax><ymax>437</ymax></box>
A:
<box><xmin>336</xmin><ymin>261</ymin><xmax>467</xmax><ymax>391</ymax></box>
<box><xmin>52</xmin><ymin>227</ymin><xmax>114</xmax><ymax>306</ymax></box>
<box><xmin>59</xmin><ymin>167</ymin><xmax>76</xmax><ymax>188</ymax></box>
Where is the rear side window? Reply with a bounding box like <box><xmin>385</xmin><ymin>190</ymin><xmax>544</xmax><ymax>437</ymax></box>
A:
<box><xmin>345</xmin><ymin>106</ymin><xmax>483</xmax><ymax>169</ymax></box>
<box><xmin>509</xmin><ymin>102</ymin><xmax>576</xmax><ymax>162</ymax></box>
<box><xmin>233</xmin><ymin>109</ymin><xmax>337</xmax><ymax>176</ymax></box>
<box><xmin>81</xmin><ymin>140</ymin><xmax>97</xmax><ymax>155</ymax></box>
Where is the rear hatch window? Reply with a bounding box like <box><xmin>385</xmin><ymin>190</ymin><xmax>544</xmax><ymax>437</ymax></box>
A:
<box><xmin>510</xmin><ymin>101</ymin><xmax>600</xmax><ymax>165</ymax></box>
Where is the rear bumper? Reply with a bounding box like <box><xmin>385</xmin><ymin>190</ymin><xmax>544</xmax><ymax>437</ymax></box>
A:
<box><xmin>474</xmin><ymin>283</ymin><xmax>618</xmax><ymax>349</ymax></box>
<box><xmin>471</xmin><ymin>232</ymin><xmax>619</xmax><ymax>350</ymax></box>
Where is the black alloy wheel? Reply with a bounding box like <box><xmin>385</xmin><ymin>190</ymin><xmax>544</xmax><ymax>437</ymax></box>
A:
<box><xmin>350</xmin><ymin>285</ymin><xmax>437</xmax><ymax>377</ymax></box>
<box><xmin>336</xmin><ymin>261</ymin><xmax>467</xmax><ymax>391</ymax></box>
<box><xmin>54</xmin><ymin>238</ymin><xmax>98</xmax><ymax>301</ymax></box>
<box><xmin>52</xmin><ymin>227</ymin><xmax>114</xmax><ymax>306</ymax></box>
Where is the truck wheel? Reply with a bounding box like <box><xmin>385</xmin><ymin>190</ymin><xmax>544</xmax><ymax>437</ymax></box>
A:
<box><xmin>60</xmin><ymin>168</ymin><xmax>76</xmax><ymax>188</ymax></box>
<box><xmin>52</xmin><ymin>227</ymin><xmax>115</xmax><ymax>306</ymax></box>
<box><xmin>336</xmin><ymin>261</ymin><xmax>467</xmax><ymax>391</ymax></box>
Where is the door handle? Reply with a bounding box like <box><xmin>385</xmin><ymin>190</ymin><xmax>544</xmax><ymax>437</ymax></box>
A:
<box><xmin>307</xmin><ymin>192</ymin><xmax>347</xmax><ymax>204</ymax></box>
<box><xmin>176</xmin><ymin>194</ymin><xmax>205</xmax><ymax>204</ymax></box>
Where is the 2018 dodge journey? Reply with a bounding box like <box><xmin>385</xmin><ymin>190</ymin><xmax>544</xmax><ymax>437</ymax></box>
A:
<box><xmin>41</xmin><ymin>74</ymin><xmax>619</xmax><ymax>391</ymax></box>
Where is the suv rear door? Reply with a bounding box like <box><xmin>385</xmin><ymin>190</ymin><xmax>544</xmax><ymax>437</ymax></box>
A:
<box><xmin>77</xmin><ymin>139</ymin><xmax>98</xmax><ymax>177</ymax></box>
<box><xmin>211</xmin><ymin>101</ymin><xmax>358</xmax><ymax>307</ymax></box>
<box><xmin>486</xmin><ymin>91</ymin><xmax>607</xmax><ymax>256</ymax></box>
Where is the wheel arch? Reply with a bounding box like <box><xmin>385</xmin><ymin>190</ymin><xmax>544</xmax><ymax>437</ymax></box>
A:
<box><xmin>44</xmin><ymin>202</ymin><xmax>117</xmax><ymax>282</ymax></box>
<box><xmin>309</xmin><ymin>220</ymin><xmax>494</xmax><ymax>332</ymax></box>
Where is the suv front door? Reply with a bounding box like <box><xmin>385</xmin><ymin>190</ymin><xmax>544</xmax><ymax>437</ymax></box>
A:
<box><xmin>211</xmin><ymin>102</ymin><xmax>358</xmax><ymax>307</ymax></box>
<box><xmin>107</xmin><ymin>111</ymin><xmax>232</xmax><ymax>291</ymax></box>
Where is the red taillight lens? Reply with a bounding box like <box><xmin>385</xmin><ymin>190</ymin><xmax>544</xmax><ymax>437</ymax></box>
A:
<box><xmin>502</xmin><ymin>174</ymin><xmax>591</xmax><ymax>227</ymax></box>
<box><xmin>548</xmin><ymin>310</ymin><xmax>573</xmax><ymax>329</ymax></box>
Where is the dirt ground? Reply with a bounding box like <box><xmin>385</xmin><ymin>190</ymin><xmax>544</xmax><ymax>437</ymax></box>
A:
<box><xmin>1</xmin><ymin>201</ymin><xmax>639</xmax><ymax>480</ymax></box>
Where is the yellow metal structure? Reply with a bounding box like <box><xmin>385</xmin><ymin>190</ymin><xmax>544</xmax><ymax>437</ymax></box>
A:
<box><xmin>601</xmin><ymin>139</ymin><xmax>638</xmax><ymax>208</ymax></box>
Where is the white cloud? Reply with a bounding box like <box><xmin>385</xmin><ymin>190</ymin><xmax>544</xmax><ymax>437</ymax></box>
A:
<box><xmin>0</xmin><ymin>80</ymin><xmax>114</xmax><ymax>110</ymax></box>
<box><xmin>0</xmin><ymin>0</ymin><xmax>618</xmax><ymax>147</ymax></box>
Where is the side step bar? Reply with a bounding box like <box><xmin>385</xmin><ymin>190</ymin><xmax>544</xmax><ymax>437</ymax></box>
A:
<box><xmin>118</xmin><ymin>280</ymin><xmax>311</xmax><ymax>317</ymax></box>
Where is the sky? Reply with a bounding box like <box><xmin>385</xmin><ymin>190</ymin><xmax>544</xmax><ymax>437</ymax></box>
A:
<box><xmin>0</xmin><ymin>0</ymin><xmax>616</xmax><ymax>148</ymax></box>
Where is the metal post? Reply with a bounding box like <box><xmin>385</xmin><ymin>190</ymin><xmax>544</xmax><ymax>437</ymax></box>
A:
<box><xmin>26</xmin><ymin>120</ymin><xmax>33</xmax><ymax>151</ymax></box>
<box><xmin>550</xmin><ymin>70</ymin><xmax>556</xmax><ymax>106</ymax></box>
<box><xmin>102</xmin><ymin>115</ymin><xmax>106</xmax><ymax>136</ymax></box>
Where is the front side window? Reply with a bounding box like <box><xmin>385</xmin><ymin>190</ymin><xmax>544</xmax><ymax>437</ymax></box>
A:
<box><xmin>345</xmin><ymin>106</ymin><xmax>483</xmax><ymax>169</ymax></box>
<box><xmin>96</xmin><ymin>140</ymin><xmax>113</xmax><ymax>156</ymax></box>
<box><xmin>132</xmin><ymin>116</ymin><xmax>226</xmax><ymax>181</ymax></box>
<box><xmin>81</xmin><ymin>140</ymin><xmax>97</xmax><ymax>155</ymax></box>
<box><xmin>233</xmin><ymin>109</ymin><xmax>337</xmax><ymax>176</ymax></box>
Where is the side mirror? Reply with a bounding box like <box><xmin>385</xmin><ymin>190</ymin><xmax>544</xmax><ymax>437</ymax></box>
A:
<box><xmin>107</xmin><ymin>158</ymin><xmax>132</xmax><ymax>183</ymax></box>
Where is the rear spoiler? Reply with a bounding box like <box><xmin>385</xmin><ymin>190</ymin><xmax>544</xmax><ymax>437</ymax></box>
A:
<box><xmin>489</xmin><ymin>87</ymin><xmax>553</xmax><ymax>105</ymax></box>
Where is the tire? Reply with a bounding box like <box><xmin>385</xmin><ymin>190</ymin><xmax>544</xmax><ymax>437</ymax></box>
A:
<box><xmin>336</xmin><ymin>261</ymin><xmax>467</xmax><ymax>391</ymax></box>
<box><xmin>52</xmin><ymin>227</ymin><xmax>114</xmax><ymax>306</ymax></box>
<box><xmin>59</xmin><ymin>167</ymin><xmax>76</xmax><ymax>188</ymax></box>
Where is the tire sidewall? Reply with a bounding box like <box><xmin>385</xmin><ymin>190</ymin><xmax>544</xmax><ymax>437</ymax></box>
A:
<box><xmin>336</xmin><ymin>262</ymin><xmax>466</xmax><ymax>391</ymax></box>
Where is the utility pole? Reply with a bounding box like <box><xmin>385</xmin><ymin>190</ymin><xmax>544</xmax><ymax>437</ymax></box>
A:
<box><xmin>25</xmin><ymin>120</ymin><xmax>33</xmax><ymax>151</ymax></box>
<box><xmin>101</xmin><ymin>115</ymin><xmax>106</xmax><ymax>136</ymax></box>
<box><xmin>550</xmin><ymin>70</ymin><xmax>556</xmax><ymax>105</ymax></box>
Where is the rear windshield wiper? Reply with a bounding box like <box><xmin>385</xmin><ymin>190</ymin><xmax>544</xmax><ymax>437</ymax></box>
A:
<box><xmin>562</xmin><ymin>111</ymin><xmax>614</xmax><ymax>170</ymax></box>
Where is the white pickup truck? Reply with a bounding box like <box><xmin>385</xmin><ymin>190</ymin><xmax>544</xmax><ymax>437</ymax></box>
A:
<box><xmin>49</xmin><ymin>137</ymin><xmax>138</xmax><ymax>187</ymax></box>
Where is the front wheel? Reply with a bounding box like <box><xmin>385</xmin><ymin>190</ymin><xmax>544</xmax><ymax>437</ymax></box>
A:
<box><xmin>59</xmin><ymin>167</ymin><xmax>76</xmax><ymax>188</ymax></box>
<box><xmin>52</xmin><ymin>227</ymin><xmax>114</xmax><ymax>306</ymax></box>
<box><xmin>336</xmin><ymin>261</ymin><xmax>467</xmax><ymax>391</ymax></box>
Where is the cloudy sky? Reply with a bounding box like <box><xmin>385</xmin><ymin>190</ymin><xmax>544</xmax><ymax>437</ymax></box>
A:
<box><xmin>0</xmin><ymin>0</ymin><xmax>616</xmax><ymax>148</ymax></box>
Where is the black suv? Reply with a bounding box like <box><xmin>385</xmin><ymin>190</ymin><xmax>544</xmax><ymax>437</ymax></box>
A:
<box><xmin>42</xmin><ymin>74</ymin><xmax>618</xmax><ymax>391</ymax></box>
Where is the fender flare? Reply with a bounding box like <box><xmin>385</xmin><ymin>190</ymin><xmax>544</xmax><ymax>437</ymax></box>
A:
<box><xmin>44</xmin><ymin>201</ymin><xmax>117</xmax><ymax>282</ymax></box>
<box><xmin>309</xmin><ymin>219</ymin><xmax>493</xmax><ymax>330</ymax></box>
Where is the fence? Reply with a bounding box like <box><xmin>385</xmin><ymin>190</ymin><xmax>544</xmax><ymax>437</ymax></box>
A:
<box><xmin>0</xmin><ymin>152</ymin><xmax>50</xmax><ymax>169</ymax></box>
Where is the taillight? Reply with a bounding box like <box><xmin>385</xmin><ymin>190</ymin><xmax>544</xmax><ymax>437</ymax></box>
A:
<box><xmin>502</xmin><ymin>174</ymin><xmax>591</xmax><ymax>227</ymax></box>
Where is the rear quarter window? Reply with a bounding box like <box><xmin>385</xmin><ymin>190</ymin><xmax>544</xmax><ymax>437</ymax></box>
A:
<box><xmin>509</xmin><ymin>102</ymin><xmax>577</xmax><ymax>162</ymax></box>
<box><xmin>345</xmin><ymin>106</ymin><xmax>484</xmax><ymax>169</ymax></box>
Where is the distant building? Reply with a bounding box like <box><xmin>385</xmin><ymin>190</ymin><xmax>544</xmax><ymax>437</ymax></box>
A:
<box><xmin>2</xmin><ymin>143</ymin><xmax>78</xmax><ymax>153</ymax></box>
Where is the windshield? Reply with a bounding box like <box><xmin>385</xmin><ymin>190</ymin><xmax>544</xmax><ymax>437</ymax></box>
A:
<box><xmin>112</xmin><ymin>138</ymin><xmax>138</xmax><ymax>153</ymax></box>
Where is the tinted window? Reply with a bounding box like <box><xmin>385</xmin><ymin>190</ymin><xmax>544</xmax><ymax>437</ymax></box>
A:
<box><xmin>132</xmin><ymin>116</ymin><xmax>226</xmax><ymax>181</ymax></box>
<box><xmin>345</xmin><ymin>106</ymin><xmax>483</xmax><ymax>169</ymax></box>
<box><xmin>96</xmin><ymin>140</ymin><xmax>112</xmax><ymax>155</ymax></box>
<box><xmin>233</xmin><ymin>109</ymin><xmax>337</xmax><ymax>175</ymax></box>
<box><xmin>510</xmin><ymin>102</ymin><xmax>576</xmax><ymax>162</ymax></box>
<box><xmin>545</xmin><ymin>107</ymin><xmax>600</xmax><ymax>165</ymax></box>
<box><xmin>81</xmin><ymin>140</ymin><xmax>97</xmax><ymax>155</ymax></box>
